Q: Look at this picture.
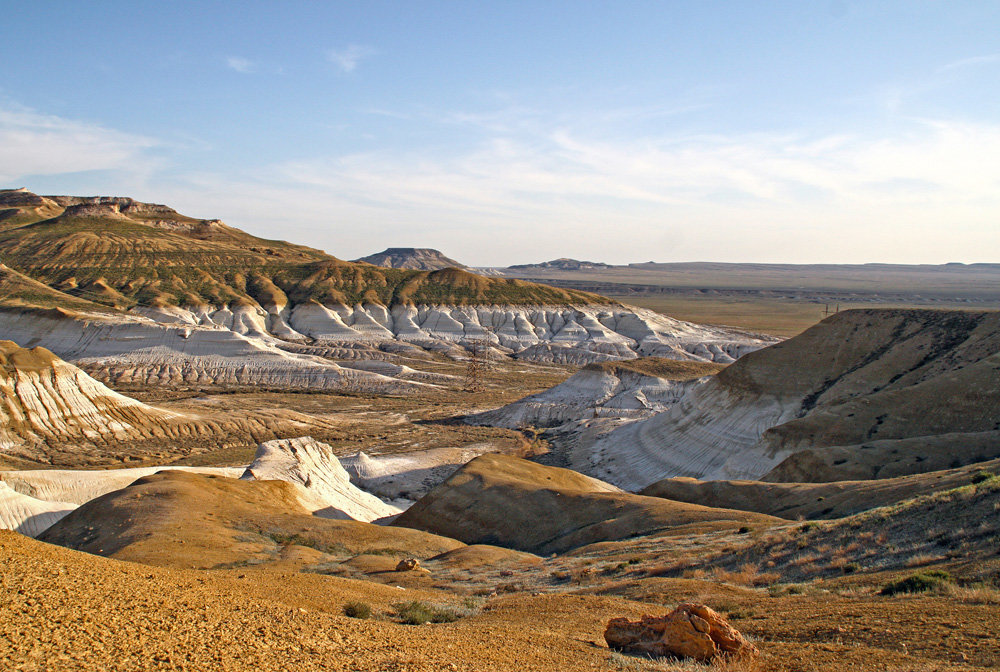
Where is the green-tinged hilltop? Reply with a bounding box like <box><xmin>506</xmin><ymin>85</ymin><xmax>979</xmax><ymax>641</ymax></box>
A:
<box><xmin>0</xmin><ymin>189</ymin><xmax>610</xmax><ymax>311</ymax></box>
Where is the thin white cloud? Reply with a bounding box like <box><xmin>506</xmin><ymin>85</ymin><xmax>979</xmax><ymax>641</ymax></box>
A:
<box><xmin>936</xmin><ymin>53</ymin><xmax>1000</xmax><ymax>74</ymax></box>
<box><xmin>326</xmin><ymin>45</ymin><xmax>375</xmax><ymax>73</ymax></box>
<box><xmin>165</xmin><ymin>115</ymin><xmax>1000</xmax><ymax>265</ymax></box>
<box><xmin>226</xmin><ymin>56</ymin><xmax>255</xmax><ymax>74</ymax></box>
<box><xmin>0</xmin><ymin>105</ymin><xmax>159</xmax><ymax>183</ymax></box>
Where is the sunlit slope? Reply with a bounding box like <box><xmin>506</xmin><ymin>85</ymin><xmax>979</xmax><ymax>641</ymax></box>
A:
<box><xmin>584</xmin><ymin>309</ymin><xmax>1000</xmax><ymax>488</ymax></box>
<box><xmin>0</xmin><ymin>191</ymin><xmax>607</xmax><ymax>310</ymax></box>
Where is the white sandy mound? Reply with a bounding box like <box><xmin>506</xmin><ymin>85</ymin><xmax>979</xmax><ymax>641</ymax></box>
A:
<box><xmin>0</xmin><ymin>482</ymin><xmax>76</xmax><ymax>537</ymax></box>
<box><xmin>241</xmin><ymin>437</ymin><xmax>400</xmax><ymax>522</ymax></box>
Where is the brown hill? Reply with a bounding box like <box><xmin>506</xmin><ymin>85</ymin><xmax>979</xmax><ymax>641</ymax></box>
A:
<box><xmin>641</xmin><ymin>458</ymin><xmax>1000</xmax><ymax>520</ymax></box>
<box><xmin>38</xmin><ymin>470</ymin><xmax>462</xmax><ymax>570</ymax></box>
<box><xmin>0</xmin><ymin>190</ymin><xmax>607</xmax><ymax>310</ymax></box>
<box><xmin>392</xmin><ymin>453</ymin><xmax>777</xmax><ymax>554</ymax></box>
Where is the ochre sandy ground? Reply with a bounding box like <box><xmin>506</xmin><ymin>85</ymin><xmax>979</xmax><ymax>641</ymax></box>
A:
<box><xmin>4</xmin><ymin>528</ymin><xmax>999</xmax><ymax>672</ymax></box>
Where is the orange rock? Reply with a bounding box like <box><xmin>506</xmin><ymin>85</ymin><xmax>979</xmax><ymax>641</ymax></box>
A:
<box><xmin>604</xmin><ymin>603</ymin><xmax>758</xmax><ymax>662</ymax></box>
<box><xmin>395</xmin><ymin>558</ymin><xmax>420</xmax><ymax>572</ymax></box>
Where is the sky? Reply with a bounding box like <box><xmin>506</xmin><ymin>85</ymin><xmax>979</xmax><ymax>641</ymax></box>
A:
<box><xmin>1</xmin><ymin>1</ymin><xmax>999</xmax><ymax>266</ymax></box>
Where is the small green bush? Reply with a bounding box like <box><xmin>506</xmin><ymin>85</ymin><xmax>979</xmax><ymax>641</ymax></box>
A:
<box><xmin>880</xmin><ymin>570</ymin><xmax>952</xmax><ymax>596</ymax></box>
<box><xmin>394</xmin><ymin>600</ymin><xmax>461</xmax><ymax>625</ymax></box>
<box><xmin>343</xmin><ymin>601</ymin><xmax>372</xmax><ymax>619</ymax></box>
<box><xmin>971</xmin><ymin>471</ymin><xmax>996</xmax><ymax>485</ymax></box>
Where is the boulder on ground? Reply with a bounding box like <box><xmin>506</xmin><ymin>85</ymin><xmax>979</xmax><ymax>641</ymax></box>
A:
<box><xmin>395</xmin><ymin>558</ymin><xmax>420</xmax><ymax>572</ymax></box>
<box><xmin>604</xmin><ymin>603</ymin><xmax>758</xmax><ymax>662</ymax></box>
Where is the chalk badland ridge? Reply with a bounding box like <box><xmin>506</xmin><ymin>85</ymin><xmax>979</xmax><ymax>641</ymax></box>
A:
<box><xmin>0</xmin><ymin>189</ymin><xmax>773</xmax><ymax>390</ymax></box>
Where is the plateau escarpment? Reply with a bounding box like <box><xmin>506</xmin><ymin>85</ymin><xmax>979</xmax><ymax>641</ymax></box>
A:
<box><xmin>0</xmin><ymin>190</ymin><xmax>773</xmax><ymax>390</ymax></box>
<box><xmin>577</xmin><ymin>309</ymin><xmax>1000</xmax><ymax>489</ymax></box>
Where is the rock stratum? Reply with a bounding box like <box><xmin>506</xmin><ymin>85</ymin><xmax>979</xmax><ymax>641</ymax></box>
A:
<box><xmin>576</xmin><ymin>309</ymin><xmax>1000</xmax><ymax>489</ymax></box>
<box><xmin>0</xmin><ymin>190</ymin><xmax>773</xmax><ymax>389</ymax></box>
<box><xmin>0</xmin><ymin>339</ymin><xmax>353</xmax><ymax>467</ymax></box>
<box><xmin>0</xmin><ymin>340</ymin><xmax>179</xmax><ymax>454</ymax></box>
<box><xmin>468</xmin><ymin>358</ymin><xmax>726</xmax><ymax>429</ymax></box>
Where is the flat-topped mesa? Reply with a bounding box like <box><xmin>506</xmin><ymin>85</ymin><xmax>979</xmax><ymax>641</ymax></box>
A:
<box><xmin>47</xmin><ymin>195</ymin><xmax>179</xmax><ymax>216</ymax></box>
<box><xmin>354</xmin><ymin>247</ymin><xmax>467</xmax><ymax>270</ymax></box>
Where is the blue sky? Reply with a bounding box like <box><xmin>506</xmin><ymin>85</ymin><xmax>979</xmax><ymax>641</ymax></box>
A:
<box><xmin>2</xmin><ymin>1</ymin><xmax>999</xmax><ymax>265</ymax></box>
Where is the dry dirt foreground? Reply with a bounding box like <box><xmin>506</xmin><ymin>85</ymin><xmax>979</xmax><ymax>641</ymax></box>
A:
<box><xmin>4</xmin><ymin>528</ymin><xmax>998</xmax><ymax>672</ymax></box>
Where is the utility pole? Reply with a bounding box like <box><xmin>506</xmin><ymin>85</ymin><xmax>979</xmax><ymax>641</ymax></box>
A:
<box><xmin>463</xmin><ymin>327</ymin><xmax>494</xmax><ymax>392</ymax></box>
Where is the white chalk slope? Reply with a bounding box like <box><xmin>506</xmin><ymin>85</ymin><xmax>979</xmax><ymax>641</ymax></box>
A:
<box><xmin>468</xmin><ymin>361</ymin><xmax>722</xmax><ymax>429</ymax></box>
<box><xmin>579</xmin><ymin>309</ymin><xmax>1000</xmax><ymax>491</ymax></box>
<box><xmin>241</xmin><ymin>437</ymin><xmax>400</xmax><ymax>522</ymax></box>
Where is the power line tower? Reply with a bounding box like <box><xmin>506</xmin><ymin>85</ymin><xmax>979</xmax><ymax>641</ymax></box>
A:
<box><xmin>463</xmin><ymin>327</ymin><xmax>494</xmax><ymax>392</ymax></box>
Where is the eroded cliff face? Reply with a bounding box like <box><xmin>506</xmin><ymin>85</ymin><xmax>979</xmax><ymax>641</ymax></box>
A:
<box><xmin>468</xmin><ymin>359</ymin><xmax>726</xmax><ymax>429</ymax></box>
<box><xmin>0</xmin><ymin>340</ymin><xmax>181</xmax><ymax>452</ymax></box>
<box><xmin>559</xmin><ymin>310</ymin><xmax>1000</xmax><ymax>490</ymax></box>
<box><xmin>131</xmin><ymin>301</ymin><xmax>771</xmax><ymax>365</ymax></box>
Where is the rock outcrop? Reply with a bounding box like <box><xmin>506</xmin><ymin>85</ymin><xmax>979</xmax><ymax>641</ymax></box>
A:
<box><xmin>240</xmin><ymin>437</ymin><xmax>400</xmax><ymax>522</ymax></box>
<box><xmin>579</xmin><ymin>310</ymin><xmax>1000</xmax><ymax>489</ymax></box>
<box><xmin>604</xmin><ymin>604</ymin><xmax>759</xmax><ymax>662</ymax></box>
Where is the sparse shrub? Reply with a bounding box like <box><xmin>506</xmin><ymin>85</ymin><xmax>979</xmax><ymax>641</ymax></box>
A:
<box><xmin>393</xmin><ymin>600</ymin><xmax>461</xmax><ymax>625</ymax></box>
<box><xmin>842</xmin><ymin>562</ymin><xmax>861</xmax><ymax>574</ymax></box>
<box><xmin>737</xmin><ymin>526</ymin><xmax>751</xmax><ymax>534</ymax></box>
<box><xmin>343</xmin><ymin>601</ymin><xmax>372</xmax><ymax>619</ymax></box>
<box><xmin>971</xmin><ymin>470</ymin><xmax>996</xmax><ymax>484</ymax></box>
<box><xmin>880</xmin><ymin>570</ymin><xmax>952</xmax><ymax>596</ymax></box>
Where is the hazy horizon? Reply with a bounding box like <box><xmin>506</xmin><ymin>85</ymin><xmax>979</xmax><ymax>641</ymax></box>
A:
<box><xmin>3</xmin><ymin>2</ymin><xmax>999</xmax><ymax>266</ymax></box>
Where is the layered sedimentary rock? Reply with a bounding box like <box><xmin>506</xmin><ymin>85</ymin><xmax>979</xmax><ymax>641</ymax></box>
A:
<box><xmin>0</xmin><ymin>191</ymin><xmax>773</xmax><ymax>388</ymax></box>
<box><xmin>241</xmin><ymin>437</ymin><xmax>400</xmax><ymax>522</ymax></box>
<box><xmin>468</xmin><ymin>358</ymin><xmax>725</xmax><ymax>429</ymax></box>
<box><xmin>580</xmin><ymin>310</ymin><xmax>1000</xmax><ymax>490</ymax></box>
<box><xmin>128</xmin><ymin>301</ymin><xmax>768</xmax><ymax>365</ymax></box>
<box><xmin>0</xmin><ymin>340</ymin><xmax>179</xmax><ymax>452</ymax></box>
<box><xmin>0</xmin><ymin>310</ymin><xmax>424</xmax><ymax>393</ymax></box>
